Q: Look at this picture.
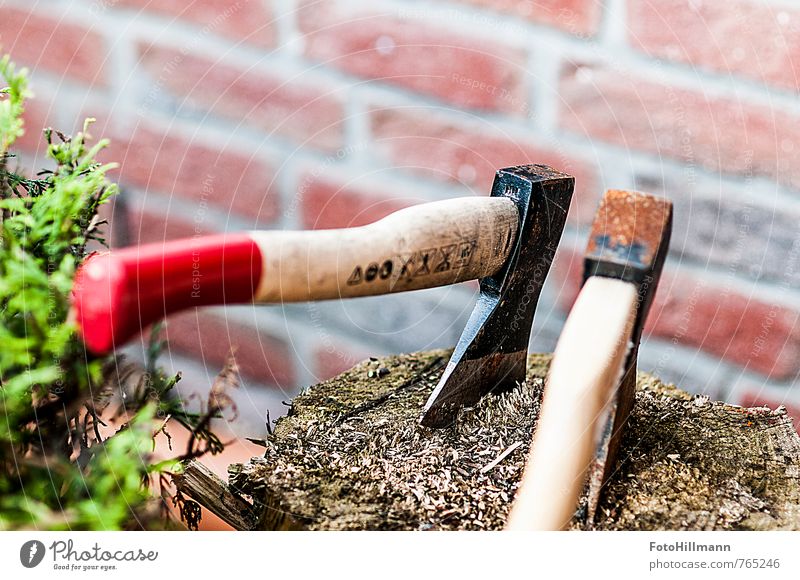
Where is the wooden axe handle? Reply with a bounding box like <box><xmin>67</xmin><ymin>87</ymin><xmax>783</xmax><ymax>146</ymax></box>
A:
<box><xmin>251</xmin><ymin>196</ymin><xmax>517</xmax><ymax>301</ymax></box>
<box><xmin>505</xmin><ymin>276</ymin><xmax>638</xmax><ymax>531</ymax></box>
<box><xmin>74</xmin><ymin>196</ymin><xmax>518</xmax><ymax>354</ymax></box>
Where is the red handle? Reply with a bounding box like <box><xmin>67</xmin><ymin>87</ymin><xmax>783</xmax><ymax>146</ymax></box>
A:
<box><xmin>73</xmin><ymin>234</ymin><xmax>263</xmax><ymax>355</ymax></box>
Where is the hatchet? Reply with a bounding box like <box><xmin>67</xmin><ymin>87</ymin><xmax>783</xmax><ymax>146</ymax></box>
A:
<box><xmin>505</xmin><ymin>189</ymin><xmax>672</xmax><ymax>530</ymax></box>
<box><xmin>73</xmin><ymin>165</ymin><xmax>573</xmax><ymax>425</ymax></box>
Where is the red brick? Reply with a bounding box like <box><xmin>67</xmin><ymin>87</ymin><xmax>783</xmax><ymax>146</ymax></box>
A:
<box><xmin>629</xmin><ymin>0</ymin><xmax>800</xmax><ymax>92</ymax></box>
<box><xmin>738</xmin><ymin>393</ymin><xmax>800</xmax><ymax>434</ymax></box>
<box><xmin>110</xmin><ymin>123</ymin><xmax>279</xmax><ymax>225</ymax></box>
<box><xmin>647</xmin><ymin>278</ymin><xmax>800</xmax><ymax>379</ymax></box>
<box><xmin>125</xmin><ymin>205</ymin><xmax>218</xmax><ymax>248</ymax></box>
<box><xmin>559</xmin><ymin>63</ymin><xmax>800</xmax><ymax>191</ymax></box>
<box><xmin>137</xmin><ymin>43</ymin><xmax>344</xmax><ymax>151</ymax></box>
<box><xmin>163</xmin><ymin>309</ymin><xmax>295</xmax><ymax>388</ymax></box>
<box><xmin>550</xmin><ymin>243</ymin><xmax>583</xmax><ymax>308</ymax></box>
<box><xmin>299</xmin><ymin>172</ymin><xmax>418</xmax><ymax>230</ymax></box>
<box><xmin>553</xmin><ymin>241</ymin><xmax>800</xmax><ymax>379</ymax></box>
<box><xmin>14</xmin><ymin>97</ymin><xmax>52</xmax><ymax>156</ymax></box>
<box><xmin>115</xmin><ymin>0</ymin><xmax>275</xmax><ymax>47</ymax></box>
<box><xmin>454</xmin><ymin>0</ymin><xmax>602</xmax><ymax>37</ymax></box>
<box><xmin>0</xmin><ymin>7</ymin><xmax>106</xmax><ymax>85</ymax></box>
<box><xmin>371</xmin><ymin>107</ymin><xmax>600</xmax><ymax>223</ymax></box>
<box><xmin>314</xmin><ymin>345</ymin><xmax>369</xmax><ymax>380</ymax></box>
<box><xmin>298</xmin><ymin>1</ymin><xmax>528</xmax><ymax>113</ymax></box>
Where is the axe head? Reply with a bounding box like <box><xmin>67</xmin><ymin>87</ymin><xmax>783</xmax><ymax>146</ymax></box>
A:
<box><xmin>582</xmin><ymin>189</ymin><xmax>673</xmax><ymax>520</ymax></box>
<box><xmin>419</xmin><ymin>165</ymin><xmax>574</xmax><ymax>428</ymax></box>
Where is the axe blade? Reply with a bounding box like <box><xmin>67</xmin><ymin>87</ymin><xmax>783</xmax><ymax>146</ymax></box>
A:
<box><xmin>419</xmin><ymin>165</ymin><xmax>574</xmax><ymax>428</ymax></box>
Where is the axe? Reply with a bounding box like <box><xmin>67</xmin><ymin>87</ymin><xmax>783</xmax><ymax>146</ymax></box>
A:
<box><xmin>505</xmin><ymin>189</ymin><xmax>672</xmax><ymax>530</ymax></box>
<box><xmin>73</xmin><ymin>165</ymin><xmax>573</xmax><ymax>426</ymax></box>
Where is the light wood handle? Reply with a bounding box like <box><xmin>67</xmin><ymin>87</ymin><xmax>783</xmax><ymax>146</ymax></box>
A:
<box><xmin>505</xmin><ymin>276</ymin><xmax>638</xmax><ymax>531</ymax></box>
<box><xmin>252</xmin><ymin>196</ymin><xmax>518</xmax><ymax>302</ymax></box>
<box><xmin>73</xmin><ymin>196</ymin><xmax>518</xmax><ymax>354</ymax></box>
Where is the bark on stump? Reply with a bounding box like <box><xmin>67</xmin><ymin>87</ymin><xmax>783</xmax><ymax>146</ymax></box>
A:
<box><xmin>176</xmin><ymin>350</ymin><xmax>800</xmax><ymax>530</ymax></box>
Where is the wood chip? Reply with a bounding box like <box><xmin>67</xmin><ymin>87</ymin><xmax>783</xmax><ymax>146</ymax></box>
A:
<box><xmin>225</xmin><ymin>351</ymin><xmax>800</xmax><ymax>531</ymax></box>
<box><xmin>480</xmin><ymin>441</ymin><xmax>523</xmax><ymax>474</ymax></box>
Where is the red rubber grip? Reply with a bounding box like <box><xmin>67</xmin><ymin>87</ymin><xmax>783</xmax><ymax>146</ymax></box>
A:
<box><xmin>73</xmin><ymin>234</ymin><xmax>263</xmax><ymax>355</ymax></box>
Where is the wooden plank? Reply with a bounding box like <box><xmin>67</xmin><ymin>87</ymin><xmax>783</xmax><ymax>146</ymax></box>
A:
<box><xmin>172</xmin><ymin>460</ymin><xmax>258</xmax><ymax>531</ymax></box>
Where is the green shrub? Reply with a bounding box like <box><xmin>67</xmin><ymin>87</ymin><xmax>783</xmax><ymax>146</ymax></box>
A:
<box><xmin>0</xmin><ymin>55</ymin><xmax>226</xmax><ymax>530</ymax></box>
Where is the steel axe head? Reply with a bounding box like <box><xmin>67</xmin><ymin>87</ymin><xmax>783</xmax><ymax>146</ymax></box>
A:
<box><xmin>582</xmin><ymin>189</ymin><xmax>673</xmax><ymax>520</ymax></box>
<box><xmin>419</xmin><ymin>165</ymin><xmax>574</xmax><ymax>428</ymax></box>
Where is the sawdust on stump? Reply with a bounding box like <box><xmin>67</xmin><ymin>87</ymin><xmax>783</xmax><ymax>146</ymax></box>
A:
<box><xmin>226</xmin><ymin>351</ymin><xmax>800</xmax><ymax>531</ymax></box>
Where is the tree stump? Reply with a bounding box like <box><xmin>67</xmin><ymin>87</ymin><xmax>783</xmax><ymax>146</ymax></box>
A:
<box><xmin>177</xmin><ymin>350</ymin><xmax>800</xmax><ymax>530</ymax></box>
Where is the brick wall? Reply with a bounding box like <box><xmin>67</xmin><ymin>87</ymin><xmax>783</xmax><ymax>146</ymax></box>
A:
<box><xmin>4</xmin><ymin>0</ymin><xmax>800</xmax><ymax>436</ymax></box>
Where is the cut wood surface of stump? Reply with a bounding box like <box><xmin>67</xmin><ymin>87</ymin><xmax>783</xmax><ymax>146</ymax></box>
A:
<box><xmin>179</xmin><ymin>351</ymin><xmax>800</xmax><ymax>531</ymax></box>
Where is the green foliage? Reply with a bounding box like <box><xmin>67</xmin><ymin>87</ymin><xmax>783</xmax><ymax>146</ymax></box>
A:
<box><xmin>0</xmin><ymin>55</ymin><xmax>230</xmax><ymax>530</ymax></box>
<box><xmin>0</xmin><ymin>55</ymin><xmax>29</xmax><ymax>154</ymax></box>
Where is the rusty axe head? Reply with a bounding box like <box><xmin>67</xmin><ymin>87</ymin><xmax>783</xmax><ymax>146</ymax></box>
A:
<box><xmin>420</xmin><ymin>165</ymin><xmax>574</xmax><ymax>428</ymax></box>
<box><xmin>582</xmin><ymin>189</ymin><xmax>673</xmax><ymax>520</ymax></box>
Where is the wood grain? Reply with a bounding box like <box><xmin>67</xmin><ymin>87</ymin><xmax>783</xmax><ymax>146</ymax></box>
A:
<box><xmin>172</xmin><ymin>460</ymin><xmax>258</xmax><ymax>531</ymax></box>
<box><xmin>505</xmin><ymin>277</ymin><xmax>638</xmax><ymax>530</ymax></box>
<box><xmin>250</xmin><ymin>196</ymin><xmax>518</xmax><ymax>302</ymax></box>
